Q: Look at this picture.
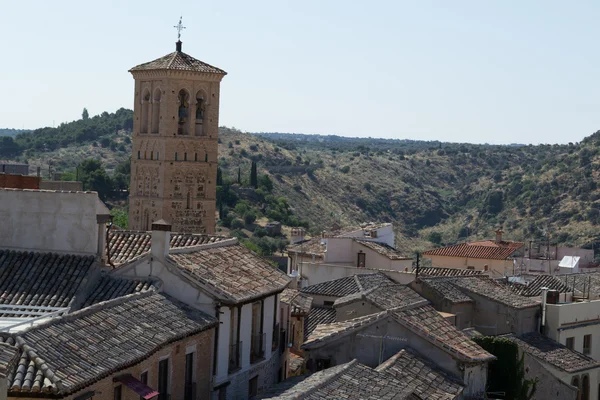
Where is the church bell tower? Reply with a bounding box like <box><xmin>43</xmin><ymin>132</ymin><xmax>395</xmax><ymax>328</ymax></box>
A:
<box><xmin>128</xmin><ymin>23</ymin><xmax>226</xmax><ymax>233</ymax></box>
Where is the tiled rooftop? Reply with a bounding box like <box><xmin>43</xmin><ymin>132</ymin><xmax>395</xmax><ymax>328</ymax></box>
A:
<box><xmin>505</xmin><ymin>332</ymin><xmax>600</xmax><ymax>373</ymax></box>
<box><xmin>420</xmin><ymin>278</ymin><xmax>474</xmax><ymax>304</ymax></box>
<box><xmin>503</xmin><ymin>275</ymin><xmax>573</xmax><ymax>297</ymax></box>
<box><xmin>0</xmin><ymin>250</ymin><xmax>96</xmax><ymax>311</ymax></box>
<box><xmin>304</xmin><ymin>307</ymin><xmax>337</xmax><ymax>339</ymax></box>
<box><xmin>169</xmin><ymin>243</ymin><xmax>290</xmax><ymax>304</ymax></box>
<box><xmin>303</xmin><ymin>311</ymin><xmax>388</xmax><ymax>348</ymax></box>
<box><xmin>414</xmin><ymin>267</ymin><xmax>484</xmax><ymax>277</ymax></box>
<box><xmin>354</xmin><ymin>240</ymin><xmax>412</xmax><ymax>260</ymax></box>
<box><xmin>301</xmin><ymin>273</ymin><xmax>392</xmax><ymax>297</ymax></box>
<box><xmin>423</xmin><ymin>240</ymin><xmax>524</xmax><ymax>260</ymax></box>
<box><xmin>81</xmin><ymin>274</ymin><xmax>158</xmax><ymax>308</ymax></box>
<box><xmin>107</xmin><ymin>230</ymin><xmax>228</xmax><ymax>266</ymax></box>
<box><xmin>376</xmin><ymin>348</ymin><xmax>464</xmax><ymax>400</ymax></box>
<box><xmin>448</xmin><ymin>277</ymin><xmax>539</xmax><ymax>309</ymax></box>
<box><xmin>286</xmin><ymin>237</ymin><xmax>326</xmax><ymax>258</ymax></box>
<box><xmin>334</xmin><ymin>283</ymin><xmax>427</xmax><ymax>310</ymax></box>
<box><xmin>1</xmin><ymin>292</ymin><xmax>217</xmax><ymax>396</ymax></box>
<box><xmin>392</xmin><ymin>305</ymin><xmax>495</xmax><ymax>362</ymax></box>
<box><xmin>0</xmin><ymin>342</ymin><xmax>18</xmax><ymax>378</ymax></box>
<box><xmin>257</xmin><ymin>359</ymin><xmax>417</xmax><ymax>400</ymax></box>
<box><xmin>280</xmin><ymin>289</ymin><xmax>313</xmax><ymax>316</ymax></box>
<box><xmin>130</xmin><ymin>49</ymin><xmax>227</xmax><ymax>74</ymax></box>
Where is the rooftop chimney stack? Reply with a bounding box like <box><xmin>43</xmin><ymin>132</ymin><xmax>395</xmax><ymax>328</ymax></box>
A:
<box><xmin>151</xmin><ymin>219</ymin><xmax>172</xmax><ymax>260</ymax></box>
<box><xmin>495</xmin><ymin>229</ymin><xmax>504</xmax><ymax>244</ymax></box>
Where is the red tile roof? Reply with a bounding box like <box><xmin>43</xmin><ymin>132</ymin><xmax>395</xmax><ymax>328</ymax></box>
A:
<box><xmin>423</xmin><ymin>240</ymin><xmax>524</xmax><ymax>260</ymax></box>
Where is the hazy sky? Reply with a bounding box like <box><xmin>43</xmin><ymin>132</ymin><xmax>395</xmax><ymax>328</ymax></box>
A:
<box><xmin>1</xmin><ymin>1</ymin><xmax>599</xmax><ymax>144</ymax></box>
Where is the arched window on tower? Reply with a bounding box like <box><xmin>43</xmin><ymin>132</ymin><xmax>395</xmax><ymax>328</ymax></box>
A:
<box><xmin>186</xmin><ymin>191</ymin><xmax>191</xmax><ymax>209</ymax></box>
<box><xmin>195</xmin><ymin>90</ymin><xmax>206</xmax><ymax>136</ymax></box>
<box><xmin>582</xmin><ymin>375</ymin><xmax>589</xmax><ymax>400</ymax></box>
<box><xmin>194</xmin><ymin>153</ymin><xmax>198</xmax><ymax>162</ymax></box>
<box><xmin>141</xmin><ymin>89</ymin><xmax>150</xmax><ymax>134</ymax></box>
<box><xmin>177</xmin><ymin>89</ymin><xmax>189</xmax><ymax>135</ymax></box>
<box><xmin>151</xmin><ymin>88</ymin><xmax>161</xmax><ymax>134</ymax></box>
<box><xmin>205</xmin><ymin>154</ymin><xmax>208</xmax><ymax>162</ymax></box>
<box><xmin>137</xmin><ymin>151</ymin><xmax>141</xmax><ymax>160</ymax></box>
<box><xmin>184</xmin><ymin>152</ymin><xmax>187</xmax><ymax>161</ymax></box>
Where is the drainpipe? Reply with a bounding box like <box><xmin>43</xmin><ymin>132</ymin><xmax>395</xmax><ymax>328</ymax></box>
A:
<box><xmin>540</xmin><ymin>287</ymin><xmax>549</xmax><ymax>334</ymax></box>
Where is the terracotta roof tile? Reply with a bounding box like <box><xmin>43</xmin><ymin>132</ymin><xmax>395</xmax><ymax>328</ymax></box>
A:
<box><xmin>169</xmin><ymin>243</ymin><xmax>289</xmax><ymax>304</ymax></box>
<box><xmin>414</xmin><ymin>267</ymin><xmax>484</xmax><ymax>277</ymax></box>
<box><xmin>354</xmin><ymin>240</ymin><xmax>412</xmax><ymax>260</ymax></box>
<box><xmin>280</xmin><ymin>289</ymin><xmax>313</xmax><ymax>316</ymax></box>
<box><xmin>303</xmin><ymin>311</ymin><xmax>388</xmax><ymax>348</ymax></box>
<box><xmin>392</xmin><ymin>305</ymin><xmax>495</xmax><ymax>362</ymax></box>
<box><xmin>301</xmin><ymin>273</ymin><xmax>392</xmax><ymax>297</ymax></box>
<box><xmin>376</xmin><ymin>348</ymin><xmax>464</xmax><ymax>400</ymax></box>
<box><xmin>1</xmin><ymin>292</ymin><xmax>217</xmax><ymax>395</ymax></box>
<box><xmin>505</xmin><ymin>332</ymin><xmax>600</xmax><ymax>373</ymax></box>
<box><xmin>0</xmin><ymin>342</ymin><xmax>18</xmax><ymax>378</ymax></box>
<box><xmin>447</xmin><ymin>277</ymin><xmax>539</xmax><ymax>309</ymax></box>
<box><xmin>130</xmin><ymin>50</ymin><xmax>226</xmax><ymax>74</ymax></box>
<box><xmin>423</xmin><ymin>240</ymin><xmax>524</xmax><ymax>260</ymax></box>
<box><xmin>257</xmin><ymin>359</ymin><xmax>416</xmax><ymax>400</ymax></box>
<box><xmin>107</xmin><ymin>230</ymin><xmax>228</xmax><ymax>266</ymax></box>
<box><xmin>0</xmin><ymin>250</ymin><xmax>96</xmax><ymax>312</ymax></box>
<box><xmin>304</xmin><ymin>307</ymin><xmax>337</xmax><ymax>339</ymax></box>
<box><xmin>81</xmin><ymin>275</ymin><xmax>158</xmax><ymax>308</ymax></box>
<box><xmin>502</xmin><ymin>275</ymin><xmax>572</xmax><ymax>297</ymax></box>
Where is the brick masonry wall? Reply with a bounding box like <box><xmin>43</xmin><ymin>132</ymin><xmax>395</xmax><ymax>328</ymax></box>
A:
<box><xmin>8</xmin><ymin>328</ymin><xmax>215</xmax><ymax>400</ymax></box>
<box><xmin>0</xmin><ymin>174</ymin><xmax>39</xmax><ymax>189</ymax></box>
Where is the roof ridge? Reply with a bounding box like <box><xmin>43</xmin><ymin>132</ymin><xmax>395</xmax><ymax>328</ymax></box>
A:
<box><xmin>302</xmin><ymin>360</ymin><xmax>360</xmax><ymax>396</ymax></box>
<box><xmin>354</xmin><ymin>275</ymin><xmax>364</xmax><ymax>292</ymax></box>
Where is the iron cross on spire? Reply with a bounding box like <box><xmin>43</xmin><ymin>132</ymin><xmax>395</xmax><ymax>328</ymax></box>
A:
<box><xmin>174</xmin><ymin>16</ymin><xmax>186</xmax><ymax>41</ymax></box>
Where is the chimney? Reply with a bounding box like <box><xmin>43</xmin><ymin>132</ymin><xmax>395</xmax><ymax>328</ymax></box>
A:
<box><xmin>176</xmin><ymin>40</ymin><xmax>182</xmax><ymax>52</ymax></box>
<box><xmin>151</xmin><ymin>219</ymin><xmax>171</xmax><ymax>260</ymax></box>
<box><xmin>495</xmin><ymin>229</ymin><xmax>504</xmax><ymax>244</ymax></box>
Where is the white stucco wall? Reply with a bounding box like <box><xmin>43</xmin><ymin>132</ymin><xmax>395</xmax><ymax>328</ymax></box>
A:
<box><xmin>0</xmin><ymin>189</ymin><xmax>109</xmax><ymax>255</ymax></box>
<box><xmin>217</xmin><ymin>307</ymin><xmax>231</xmax><ymax>380</ymax></box>
<box><xmin>546</xmin><ymin>300</ymin><xmax>600</xmax><ymax>361</ymax></box>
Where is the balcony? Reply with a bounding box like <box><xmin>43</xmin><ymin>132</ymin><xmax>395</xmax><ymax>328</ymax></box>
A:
<box><xmin>228</xmin><ymin>342</ymin><xmax>242</xmax><ymax>373</ymax></box>
<box><xmin>250</xmin><ymin>333</ymin><xmax>266</xmax><ymax>364</ymax></box>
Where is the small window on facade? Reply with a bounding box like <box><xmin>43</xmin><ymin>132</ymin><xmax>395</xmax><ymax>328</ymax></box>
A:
<box><xmin>156</xmin><ymin>152</ymin><xmax>159</xmax><ymax>160</ymax></box>
<box><xmin>357</xmin><ymin>252</ymin><xmax>366</xmax><ymax>268</ymax></box>
<box><xmin>205</xmin><ymin>154</ymin><xmax>208</xmax><ymax>162</ymax></box>
<box><xmin>249</xmin><ymin>376</ymin><xmax>258</xmax><ymax>398</ymax></box>
<box><xmin>184</xmin><ymin>152</ymin><xmax>187</xmax><ymax>161</ymax></box>
<box><xmin>584</xmin><ymin>334</ymin><xmax>592</xmax><ymax>355</ymax></box>
<box><xmin>140</xmin><ymin>372</ymin><xmax>148</xmax><ymax>400</ymax></box>
<box><xmin>158</xmin><ymin>359</ymin><xmax>169</xmax><ymax>400</ymax></box>
<box><xmin>195</xmin><ymin>153</ymin><xmax>198</xmax><ymax>162</ymax></box>
<box><xmin>150</xmin><ymin>152</ymin><xmax>153</xmax><ymax>160</ymax></box>
<box><xmin>175</xmin><ymin>152</ymin><xmax>178</xmax><ymax>161</ymax></box>
<box><xmin>138</xmin><ymin>151</ymin><xmax>141</xmax><ymax>160</ymax></box>
<box><xmin>566</xmin><ymin>337</ymin><xmax>575</xmax><ymax>350</ymax></box>
<box><xmin>144</xmin><ymin>151</ymin><xmax>147</xmax><ymax>160</ymax></box>
<box><xmin>184</xmin><ymin>352</ymin><xmax>195</xmax><ymax>400</ymax></box>
<box><xmin>114</xmin><ymin>385</ymin><xmax>122</xmax><ymax>400</ymax></box>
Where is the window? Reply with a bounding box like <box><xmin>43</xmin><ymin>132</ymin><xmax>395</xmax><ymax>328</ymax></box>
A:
<box><xmin>141</xmin><ymin>89</ymin><xmax>150</xmax><ymax>134</ymax></box>
<box><xmin>582</xmin><ymin>374</ymin><xmax>590</xmax><ymax>400</ymax></box>
<box><xmin>205</xmin><ymin>154</ymin><xmax>208</xmax><ymax>162</ymax></box>
<box><xmin>357</xmin><ymin>252</ymin><xmax>366</xmax><ymax>268</ymax></box>
<box><xmin>152</xmin><ymin>88</ymin><xmax>161</xmax><ymax>134</ymax></box>
<box><xmin>566</xmin><ymin>337</ymin><xmax>575</xmax><ymax>350</ymax></box>
<box><xmin>177</xmin><ymin>89</ymin><xmax>189</xmax><ymax>135</ymax></box>
<box><xmin>138</xmin><ymin>151</ymin><xmax>141</xmax><ymax>160</ymax></box>
<box><xmin>158</xmin><ymin>359</ymin><xmax>169</xmax><ymax>400</ymax></box>
<box><xmin>156</xmin><ymin>152</ymin><xmax>159</xmax><ymax>160</ymax></box>
<box><xmin>114</xmin><ymin>385</ymin><xmax>122</xmax><ymax>400</ymax></box>
<box><xmin>249</xmin><ymin>376</ymin><xmax>258</xmax><ymax>398</ymax></box>
<box><xmin>184</xmin><ymin>152</ymin><xmax>187</xmax><ymax>161</ymax></box>
<box><xmin>150</xmin><ymin>151</ymin><xmax>153</xmax><ymax>160</ymax></box>
<box><xmin>184</xmin><ymin>352</ymin><xmax>195</xmax><ymax>400</ymax></box>
<box><xmin>140</xmin><ymin>372</ymin><xmax>148</xmax><ymax>400</ymax></box>
<box><xmin>195</xmin><ymin>153</ymin><xmax>198</xmax><ymax>162</ymax></box>
<box><xmin>584</xmin><ymin>335</ymin><xmax>592</xmax><ymax>355</ymax></box>
<box><xmin>175</xmin><ymin>152</ymin><xmax>178</xmax><ymax>161</ymax></box>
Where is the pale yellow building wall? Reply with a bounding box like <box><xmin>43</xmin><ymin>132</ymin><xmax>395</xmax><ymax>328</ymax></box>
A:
<box><xmin>427</xmin><ymin>255</ymin><xmax>514</xmax><ymax>276</ymax></box>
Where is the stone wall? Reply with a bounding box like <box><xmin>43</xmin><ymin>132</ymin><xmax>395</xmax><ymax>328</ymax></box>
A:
<box><xmin>524</xmin><ymin>355</ymin><xmax>577</xmax><ymax>400</ymax></box>
<box><xmin>0</xmin><ymin>173</ymin><xmax>39</xmax><ymax>189</ymax></box>
<box><xmin>224</xmin><ymin>351</ymin><xmax>281</xmax><ymax>399</ymax></box>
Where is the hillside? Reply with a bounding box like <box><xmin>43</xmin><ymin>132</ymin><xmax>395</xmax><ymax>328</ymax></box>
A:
<box><xmin>3</xmin><ymin>109</ymin><xmax>600</xmax><ymax>254</ymax></box>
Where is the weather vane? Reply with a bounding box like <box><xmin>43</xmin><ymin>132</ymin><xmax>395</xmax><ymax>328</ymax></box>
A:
<box><xmin>174</xmin><ymin>16</ymin><xmax>186</xmax><ymax>41</ymax></box>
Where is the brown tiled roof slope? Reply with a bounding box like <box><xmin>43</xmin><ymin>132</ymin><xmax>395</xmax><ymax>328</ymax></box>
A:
<box><xmin>420</xmin><ymin>278</ymin><xmax>474</xmax><ymax>304</ymax></box>
<box><xmin>423</xmin><ymin>240</ymin><xmax>524</xmax><ymax>260</ymax></box>
<box><xmin>393</xmin><ymin>305</ymin><xmax>495</xmax><ymax>362</ymax></box>
<box><xmin>286</xmin><ymin>237</ymin><xmax>326</xmax><ymax>257</ymax></box>
<box><xmin>107</xmin><ymin>230</ymin><xmax>228</xmax><ymax>266</ymax></box>
<box><xmin>81</xmin><ymin>274</ymin><xmax>158</xmax><ymax>308</ymax></box>
<box><xmin>414</xmin><ymin>267</ymin><xmax>484</xmax><ymax>277</ymax></box>
<box><xmin>0</xmin><ymin>250</ymin><xmax>95</xmax><ymax>310</ymax></box>
<box><xmin>2</xmin><ymin>291</ymin><xmax>217</xmax><ymax>396</ymax></box>
<box><xmin>280</xmin><ymin>289</ymin><xmax>313</xmax><ymax>315</ymax></box>
<box><xmin>130</xmin><ymin>50</ymin><xmax>227</xmax><ymax>74</ymax></box>
<box><xmin>169</xmin><ymin>243</ymin><xmax>289</xmax><ymax>304</ymax></box>
<box><xmin>505</xmin><ymin>332</ymin><xmax>600</xmax><ymax>373</ymax></box>
<box><xmin>305</xmin><ymin>307</ymin><xmax>337</xmax><ymax>339</ymax></box>
<box><xmin>301</xmin><ymin>273</ymin><xmax>392</xmax><ymax>297</ymax></box>
<box><xmin>257</xmin><ymin>359</ymin><xmax>417</xmax><ymax>400</ymax></box>
<box><xmin>376</xmin><ymin>348</ymin><xmax>464</xmax><ymax>400</ymax></box>
<box><xmin>334</xmin><ymin>283</ymin><xmax>427</xmax><ymax>310</ymax></box>
<box><xmin>354</xmin><ymin>240</ymin><xmax>412</xmax><ymax>260</ymax></box>
<box><xmin>448</xmin><ymin>277</ymin><xmax>539</xmax><ymax>309</ymax></box>
<box><xmin>503</xmin><ymin>275</ymin><xmax>572</xmax><ymax>297</ymax></box>
<box><xmin>304</xmin><ymin>311</ymin><xmax>388</xmax><ymax>348</ymax></box>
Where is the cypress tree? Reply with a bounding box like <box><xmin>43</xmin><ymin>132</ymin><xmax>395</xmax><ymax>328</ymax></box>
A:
<box><xmin>217</xmin><ymin>167</ymin><xmax>223</xmax><ymax>186</ymax></box>
<box><xmin>238</xmin><ymin>167</ymin><xmax>241</xmax><ymax>184</ymax></box>
<box><xmin>250</xmin><ymin>161</ymin><xmax>258</xmax><ymax>188</ymax></box>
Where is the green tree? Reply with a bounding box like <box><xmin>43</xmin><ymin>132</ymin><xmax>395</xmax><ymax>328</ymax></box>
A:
<box><xmin>217</xmin><ymin>167</ymin><xmax>223</xmax><ymax>186</ymax></box>
<box><xmin>238</xmin><ymin>167</ymin><xmax>241</xmax><ymax>184</ymax></box>
<box><xmin>250</xmin><ymin>161</ymin><xmax>258</xmax><ymax>188</ymax></box>
<box><xmin>258</xmin><ymin>174</ymin><xmax>274</xmax><ymax>192</ymax></box>
<box><xmin>82</xmin><ymin>108</ymin><xmax>89</xmax><ymax>120</ymax></box>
